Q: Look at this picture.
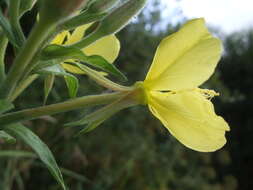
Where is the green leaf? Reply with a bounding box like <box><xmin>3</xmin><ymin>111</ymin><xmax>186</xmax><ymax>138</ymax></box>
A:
<box><xmin>0</xmin><ymin>150</ymin><xmax>36</xmax><ymax>158</ymax></box>
<box><xmin>41</xmin><ymin>44</ymin><xmax>127</xmax><ymax>81</ymax></box>
<box><xmin>0</xmin><ymin>10</ymin><xmax>21</xmax><ymax>47</ymax></box>
<box><xmin>0</xmin><ymin>99</ymin><xmax>14</xmax><ymax>114</ymax></box>
<box><xmin>0</xmin><ymin>130</ymin><xmax>16</xmax><ymax>143</ymax></box>
<box><xmin>19</xmin><ymin>0</ymin><xmax>37</xmax><ymax>17</ymax></box>
<box><xmin>44</xmin><ymin>74</ymin><xmax>55</xmax><ymax>104</ymax></box>
<box><xmin>64</xmin><ymin>75</ymin><xmax>79</xmax><ymax>98</ymax></box>
<box><xmin>4</xmin><ymin>123</ymin><xmax>67</xmax><ymax>190</ymax></box>
<box><xmin>38</xmin><ymin>64</ymin><xmax>79</xmax><ymax>98</ymax></box>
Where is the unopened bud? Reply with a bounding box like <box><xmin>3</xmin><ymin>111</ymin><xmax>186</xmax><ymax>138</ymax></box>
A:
<box><xmin>97</xmin><ymin>0</ymin><xmax>147</xmax><ymax>35</ymax></box>
<box><xmin>88</xmin><ymin>0</ymin><xmax>119</xmax><ymax>14</ymax></box>
<box><xmin>68</xmin><ymin>0</ymin><xmax>147</xmax><ymax>49</ymax></box>
<box><xmin>39</xmin><ymin>0</ymin><xmax>89</xmax><ymax>23</ymax></box>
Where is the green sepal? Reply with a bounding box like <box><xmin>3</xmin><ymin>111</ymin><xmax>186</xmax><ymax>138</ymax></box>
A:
<box><xmin>66</xmin><ymin>96</ymin><xmax>137</xmax><ymax>134</ymax></box>
<box><xmin>69</xmin><ymin>62</ymin><xmax>131</xmax><ymax>91</ymax></box>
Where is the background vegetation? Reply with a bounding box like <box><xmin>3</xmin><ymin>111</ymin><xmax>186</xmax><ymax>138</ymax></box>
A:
<box><xmin>0</xmin><ymin>1</ymin><xmax>252</xmax><ymax>190</ymax></box>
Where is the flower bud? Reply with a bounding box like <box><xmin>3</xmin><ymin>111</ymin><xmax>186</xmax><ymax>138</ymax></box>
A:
<box><xmin>96</xmin><ymin>0</ymin><xmax>147</xmax><ymax>35</ymax></box>
<box><xmin>88</xmin><ymin>0</ymin><xmax>119</xmax><ymax>14</ymax></box>
<box><xmin>39</xmin><ymin>0</ymin><xmax>89</xmax><ymax>23</ymax></box>
<box><xmin>67</xmin><ymin>0</ymin><xmax>147</xmax><ymax>49</ymax></box>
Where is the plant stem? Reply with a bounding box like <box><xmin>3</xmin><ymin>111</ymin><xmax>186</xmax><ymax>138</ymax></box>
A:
<box><xmin>9</xmin><ymin>74</ymin><xmax>39</xmax><ymax>102</ymax></box>
<box><xmin>0</xmin><ymin>33</ymin><xmax>8</xmax><ymax>83</ymax></box>
<box><xmin>0</xmin><ymin>19</ymin><xmax>57</xmax><ymax>100</ymax></box>
<box><xmin>0</xmin><ymin>92</ymin><xmax>125</xmax><ymax>126</ymax></box>
<box><xmin>9</xmin><ymin>0</ymin><xmax>26</xmax><ymax>47</ymax></box>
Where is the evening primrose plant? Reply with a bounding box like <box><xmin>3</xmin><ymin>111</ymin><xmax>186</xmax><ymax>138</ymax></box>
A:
<box><xmin>0</xmin><ymin>0</ymin><xmax>229</xmax><ymax>189</ymax></box>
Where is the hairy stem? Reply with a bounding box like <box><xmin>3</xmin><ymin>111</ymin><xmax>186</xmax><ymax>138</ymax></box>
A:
<box><xmin>0</xmin><ymin>92</ymin><xmax>125</xmax><ymax>126</ymax></box>
<box><xmin>9</xmin><ymin>74</ymin><xmax>39</xmax><ymax>102</ymax></box>
<box><xmin>0</xmin><ymin>19</ymin><xmax>57</xmax><ymax>100</ymax></box>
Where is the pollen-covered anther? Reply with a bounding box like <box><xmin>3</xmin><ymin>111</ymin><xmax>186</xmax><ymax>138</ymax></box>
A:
<box><xmin>197</xmin><ymin>88</ymin><xmax>220</xmax><ymax>100</ymax></box>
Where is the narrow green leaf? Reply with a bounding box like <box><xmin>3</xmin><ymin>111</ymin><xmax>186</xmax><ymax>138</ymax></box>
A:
<box><xmin>0</xmin><ymin>130</ymin><xmax>16</xmax><ymax>143</ymax></box>
<box><xmin>0</xmin><ymin>10</ymin><xmax>20</xmax><ymax>47</ymax></box>
<box><xmin>0</xmin><ymin>99</ymin><xmax>14</xmax><ymax>114</ymax></box>
<box><xmin>44</xmin><ymin>74</ymin><xmax>55</xmax><ymax>104</ymax></box>
<box><xmin>38</xmin><ymin>64</ymin><xmax>79</xmax><ymax>98</ymax></box>
<box><xmin>41</xmin><ymin>44</ymin><xmax>127</xmax><ymax>81</ymax></box>
<box><xmin>64</xmin><ymin>75</ymin><xmax>79</xmax><ymax>98</ymax></box>
<box><xmin>0</xmin><ymin>150</ymin><xmax>36</xmax><ymax>158</ymax></box>
<box><xmin>4</xmin><ymin>123</ymin><xmax>67</xmax><ymax>190</ymax></box>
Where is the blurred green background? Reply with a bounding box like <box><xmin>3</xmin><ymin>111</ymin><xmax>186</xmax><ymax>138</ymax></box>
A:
<box><xmin>1</xmin><ymin>0</ymin><xmax>253</xmax><ymax>190</ymax></box>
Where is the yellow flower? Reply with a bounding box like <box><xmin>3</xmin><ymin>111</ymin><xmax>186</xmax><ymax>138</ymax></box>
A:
<box><xmin>139</xmin><ymin>18</ymin><xmax>230</xmax><ymax>152</ymax></box>
<box><xmin>51</xmin><ymin>24</ymin><xmax>120</xmax><ymax>74</ymax></box>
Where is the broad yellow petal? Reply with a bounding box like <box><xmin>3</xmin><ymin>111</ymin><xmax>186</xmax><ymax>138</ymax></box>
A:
<box><xmin>65</xmin><ymin>24</ymin><xmax>120</xmax><ymax>63</ymax></box>
<box><xmin>65</xmin><ymin>25</ymin><xmax>91</xmax><ymax>45</ymax></box>
<box><xmin>62</xmin><ymin>63</ymin><xmax>85</xmax><ymax>74</ymax></box>
<box><xmin>148</xmin><ymin>90</ymin><xmax>229</xmax><ymax>152</ymax></box>
<box><xmin>145</xmin><ymin>18</ymin><xmax>222</xmax><ymax>91</ymax></box>
<box><xmin>51</xmin><ymin>31</ymin><xmax>70</xmax><ymax>45</ymax></box>
<box><xmin>82</xmin><ymin>35</ymin><xmax>120</xmax><ymax>63</ymax></box>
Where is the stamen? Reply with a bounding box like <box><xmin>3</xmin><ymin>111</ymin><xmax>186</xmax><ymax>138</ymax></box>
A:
<box><xmin>197</xmin><ymin>89</ymin><xmax>219</xmax><ymax>100</ymax></box>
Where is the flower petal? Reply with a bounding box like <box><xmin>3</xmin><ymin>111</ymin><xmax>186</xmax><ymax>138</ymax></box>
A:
<box><xmin>145</xmin><ymin>18</ymin><xmax>222</xmax><ymax>91</ymax></box>
<box><xmin>148</xmin><ymin>90</ymin><xmax>229</xmax><ymax>152</ymax></box>
<box><xmin>65</xmin><ymin>25</ymin><xmax>90</xmax><ymax>45</ymax></box>
<box><xmin>64</xmin><ymin>24</ymin><xmax>120</xmax><ymax>63</ymax></box>
<box><xmin>61</xmin><ymin>63</ymin><xmax>85</xmax><ymax>74</ymax></box>
<box><xmin>62</xmin><ymin>24</ymin><xmax>120</xmax><ymax>73</ymax></box>
<box><xmin>83</xmin><ymin>35</ymin><xmax>120</xmax><ymax>63</ymax></box>
<box><xmin>51</xmin><ymin>31</ymin><xmax>70</xmax><ymax>45</ymax></box>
